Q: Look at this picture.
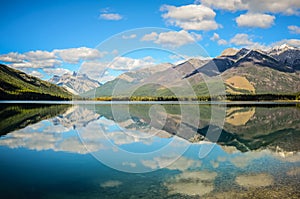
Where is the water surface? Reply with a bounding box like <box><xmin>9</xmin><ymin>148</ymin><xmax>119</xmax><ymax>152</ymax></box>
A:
<box><xmin>0</xmin><ymin>102</ymin><xmax>299</xmax><ymax>198</ymax></box>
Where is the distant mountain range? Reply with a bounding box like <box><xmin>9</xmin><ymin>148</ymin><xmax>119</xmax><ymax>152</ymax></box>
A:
<box><xmin>49</xmin><ymin>72</ymin><xmax>102</xmax><ymax>95</ymax></box>
<box><xmin>82</xmin><ymin>44</ymin><xmax>300</xmax><ymax>98</ymax></box>
<box><xmin>1</xmin><ymin>44</ymin><xmax>299</xmax><ymax>100</ymax></box>
<box><xmin>0</xmin><ymin>64</ymin><xmax>73</xmax><ymax>100</ymax></box>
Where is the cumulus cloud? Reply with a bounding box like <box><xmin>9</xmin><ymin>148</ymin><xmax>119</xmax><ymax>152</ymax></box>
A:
<box><xmin>199</xmin><ymin>0</ymin><xmax>247</xmax><ymax>12</ymax></box>
<box><xmin>0</xmin><ymin>52</ymin><xmax>26</xmax><ymax>63</ymax></box>
<box><xmin>29</xmin><ymin>70</ymin><xmax>44</xmax><ymax>79</ymax></box>
<box><xmin>245</xmin><ymin>0</ymin><xmax>300</xmax><ymax>15</ymax></box>
<box><xmin>160</xmin><ymin>4</ymin><xmax>219</xmax><ymax>31</ymax></box>
<box><xmin>79</xmin><ymin>61</ymin><xmax>107</xmax><ymax>80</ymax></box>
<box><xmin>270</xmin><ymin>39</ymin><xmax>300</xmax><ymax>48</ymax></box>
<box><xmin>0</xmin><ymin>47</ymin><xmax>107</xmax><ymax>75</ymax></box>
<box><xmin>53</xmin><ymin>47</ymin><xmax>107</xmax><ymax>64</ymax></box>
<box><xmin>200</xmin><ymin>0</ymin><xmax>300</xmax><ymax>15</ymax></box>
<box><xmin>230</xmin><ymin>34</ymin><xmax>300</xmax><ymax>50</ymax></box>
<box><xmin>80</xmin><ymin>56</ymin><xmax>155</xmax><ymax>82</ymax></box>
<box><xmin>210</xmin><ymin>33</ymin><xmax>220</xmax><ymax>41</ymax></box>
<box><xmin>110</xmin><ymin>56</ymin><xmax>155</xmax><ymax>70</ymax></box>
<box><xmin>141</xmin><ymin>32</ymin><xmax>159</xmax><ymax>41</ymax></box>
<box><xmin>230</xmin><ymin>33</ymin><xmax>254</xmax><ymax>46</ymax></box>
<box><xmin>0</xmin><ymin>50</ymin><xmax>61</xmax><ymax>69</ymax></box>
<box><xmin>218</xmin><ymin>39</ymin><xmax>228</xmax><ymax>45</ymax></box>
<box><xmin>229</xmin><ymin>33</ymin><xmax>266</xmax><ymax>49</ymax></box>
<box><xmin>210</xmin><ymin>33</ymin><xmax>228</xmax><ymax>45</ymax></box>
<box><xmin>25</xmin><ymin>50</ymin><xmax>56</xmax><ymax>61</ymax></box>
<box><xmin>141</xmin><ymin>30</ymin><xmax>201</xmax><ymax>48</ymax></box>
<box><xmin>99</xmin><ymin>13</ymin><xmax>123</xmax><ymax>20</ymax></box>
<box><xmin>200</xmin><ymin>0</ymin><xmax>299</xmax><ymax>29</ymax></box>
<box><xmin>236</xmin><ymin>13</ymin><xmax>275</xmax><ymax>28</ymax></box>
<box><xmin>288</xmin><ymin>25</ymin><xmax>300</xmax><ymax>34</ymax></box>
<box><xmin>43</xmin><ymin>68</ymin><xmax>72</xmax><ymax>76</ymax></box>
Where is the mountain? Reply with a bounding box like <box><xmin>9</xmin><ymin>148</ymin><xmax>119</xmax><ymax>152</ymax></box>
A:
<box><xmin>49</xmin><ymin>72</ymin><xmax>101</xmax><ymax>95</ymax></box>
<box><xmin>82</xmin><ymin>63</ymin><xmax>173</xmax><ymax>98</ymax></box>
<box><xmin>0</xmin><ymin>64</ymin><xmax>73</xmax><ymax>100</ymax></box>
<box><xmin>268</xmin><ymin>44</ymin><xmax>300</xmax><ymax>70</ymax></box>
<box><xmin>86</xmin><ymin>44</ymin><xmax>300</xmax><ymax>98</ymax></box>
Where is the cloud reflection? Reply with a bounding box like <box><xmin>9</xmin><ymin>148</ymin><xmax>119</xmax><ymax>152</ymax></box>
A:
<box><xmin>164</xmin><ymin>170</ymin><xmax>217</xmax><ymax>196</ymax></box>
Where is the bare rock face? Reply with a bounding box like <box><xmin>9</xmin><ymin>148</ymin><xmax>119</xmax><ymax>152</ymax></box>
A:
<box><xmin>49</xmin><ymin>72</ymin><xmax>102</xmax><ymax>95</ymax></box>
<box><xmin>220</xmin><ymin>48</ymin><xmax>239</xmax><ymax>57</ymax></box>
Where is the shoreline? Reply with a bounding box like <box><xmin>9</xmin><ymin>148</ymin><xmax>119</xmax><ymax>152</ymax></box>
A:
<box><xmin>0</xmin><ymin>100</ymin><xmax>299</xmax><ymax>105</ymax></box>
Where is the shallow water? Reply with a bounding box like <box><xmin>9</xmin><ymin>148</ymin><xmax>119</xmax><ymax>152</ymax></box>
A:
<box><xmin>0</xmin><ymin>102</ymin><xmax>299</xmax><ymax>198</ymax></box>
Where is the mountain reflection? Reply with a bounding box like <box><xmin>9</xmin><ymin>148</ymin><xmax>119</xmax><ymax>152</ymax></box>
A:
<box><xmin>0</xmin><ymin>103</ymin><xmax>70</xmax><ymax>135</ymax></box>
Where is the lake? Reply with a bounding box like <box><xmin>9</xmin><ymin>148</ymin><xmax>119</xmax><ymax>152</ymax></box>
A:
<box><xmin>0</xmin><ymin>102</ymin><xmax>299</xmax><ymax>198</ymax></box>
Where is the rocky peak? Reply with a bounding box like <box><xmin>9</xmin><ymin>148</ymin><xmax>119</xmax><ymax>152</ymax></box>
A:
<box><xmin>220</xmin><ymin>48</ymin><xmax>239</xmax><ymax>57</ymax></box>
<box><xmin>49</xmin><ymin>72</ymin><xmax>101</xmax><ymax>95</ymax></box>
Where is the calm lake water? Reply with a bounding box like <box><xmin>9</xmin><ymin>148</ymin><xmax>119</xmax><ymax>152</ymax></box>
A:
<box><xmin>0</xmin><ymin>102</ymin><xmax>299</xmax><ymax>198</ymax></box>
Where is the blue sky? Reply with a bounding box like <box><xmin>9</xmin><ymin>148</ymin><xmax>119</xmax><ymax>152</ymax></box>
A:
<box><xmin>0</xmin><ymin>0</ymin><xmax>300</xmax><ymax>82</ymax></box>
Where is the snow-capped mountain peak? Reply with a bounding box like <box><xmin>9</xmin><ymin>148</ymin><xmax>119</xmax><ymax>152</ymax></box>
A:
<box><xmin>268</xmin><ymin>44</ymin><xmax>297</xmax><ymax>55</ymax></box>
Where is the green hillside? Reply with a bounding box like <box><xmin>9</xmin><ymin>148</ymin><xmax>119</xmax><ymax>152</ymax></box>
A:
<box><xmin>0</xmin><ymin>64</ymin><xmax>73</xmax><ymax>100</ymax></box>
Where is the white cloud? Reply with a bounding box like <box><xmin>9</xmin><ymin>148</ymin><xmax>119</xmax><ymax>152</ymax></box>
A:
<box><xmin>288</xmin><ymin>25</ymin><xmax>300</xmax><ymax>34</ymax></box>
<box><xmin>230</xmin><ymin>33</ymin><xmax>255</xmax><ymax>46</ymax></box>
<box><xmin>0</xmin><ymin>47</ymin><xmax>106</xmax><ymax>72</ymax></box>
<box><xmin>141</xmin><ymin>32</ymin><xmax>159</xmax><ymax>41</ymax></box>
<box><xmin>160</xmin><ymin>4</ymin><xmax>219</xmax><ymax>31</ymax></box>
<box><xmin>0</xmin><ymin>52</ymin><xmax>26</xmax><ymax>63</ymax></box>
<box><xmin>218</xmin><ymin>39</ymin><xmax>228</xmax><ymax>45</ymax></box>
<box><xmin>99</xmin><ymin>13</ymin><xmax>123</xmax><ymax>20</ymax></box>
<box><xmin>230</xmin><ymin>33</ymin><xmax>266</xmax><ymax>49</ymax></box>
<box><xmin>270</xmin><ymin>39</ymin><xmax>300</xmax><ymax>48</ymax></box>
<box><xmin>236</xmin><ymin>13</ymin><xmax>275</xmax><ymax>28</ymax></box>
<box><xmin>54</xmin><ymin>47</ymin><xmax>107</xmax><ymax>64</ymax></box>
<box><xmin>29</xmin><ymin>70</ymin><xmax>44</xmax><ymax>79</ymax></box>
<box><xmin>210</xmin><ymin>33</ymin><xmax>220</xmax><ymax>41</ymax></box>
<box><xmin>79</xmin><ymin>61</ymin><xmax>108</xmax><ymax>81</ymax></box>
<box><xmin>79</xmin><ymin>56</ymin><xmax>155</xmax><ymax>82</ymax></box>
<box><xmin>110</xmin><ymin>56</ymin><xmax>155</xmax><ymax>70</ymax></box>
<box><xmin>210</xmin><ymin>33</ymin><xmax>228</xmax><ymax>45</ymax></box>
<box><xmin>245</xmin><ymin>0</ymin><xmax>300</xmax><ymax>15</ymax></box>
<box><xmin>43</xmin><ymin>68</ymin><xmax>72</xmax><ymax>76</ymax></box>
<box><xmin>11</xmin><ymin>59</ymin><xmax>61</xmax><ymax>69</ymax></box>
<box><xmin>25</xmin><ymin>50</ymin><xmax>56</xmax><ymax>61</ymax></box>
<box><xmin>200</xmin><ymin>0</ymin><xmax>247</xmax><ymax>12</ymax></box>
<box><xmin>141</xmin><ymin>30</ymin><xmax>201</xmax><ymax>48</ymax></box>
<box><xmin>0</xmin><ymin>51</ymin><xmax>61</xmax><ymax>68</ymax></box>
<box><xmin>200</xmin><ymin>0</ymin><xmax>300</xmax><ymax>15</ymax></box>
<box><xmin>122</xmin><ymin>34</ymin><xmax>137</xmax><ymax>39</ymax></box>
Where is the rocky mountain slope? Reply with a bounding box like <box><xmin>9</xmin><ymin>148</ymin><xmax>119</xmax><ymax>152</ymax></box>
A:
<box><xmin>49</xmin><ymin>72</ymin><xmax>101</xmax><ymax>95</ymax></box>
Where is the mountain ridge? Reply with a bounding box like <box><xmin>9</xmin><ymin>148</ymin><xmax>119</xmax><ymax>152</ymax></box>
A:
<box><xmin>49</xmin><ymin>72</ymin><xmax>102</xmax><ymax>95</ymax></box>
<box><xmin>0</xmin><ymin>64</ymin><xmax>73</xmax><ymax>100</ymax></box>
<box><xmin>85</xmin><ymin>44</ymin><xmax>300</xmax><ymax>98</ymax></box>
